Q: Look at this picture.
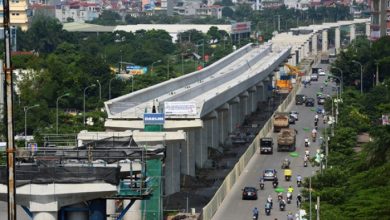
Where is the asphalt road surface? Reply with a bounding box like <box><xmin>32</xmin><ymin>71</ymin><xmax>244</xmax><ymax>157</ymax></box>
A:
<box><xmin>213</xmin><ymin>67</ymin><xmax>334</xmax><ymax>220</ymax></box>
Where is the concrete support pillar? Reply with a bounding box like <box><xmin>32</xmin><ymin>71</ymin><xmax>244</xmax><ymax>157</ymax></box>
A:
<box><xmin>350</xmin><ymin>24</ymin><xmax>356</xmax><ymax>42</ymax></box>
<box><xmin>249</xmin><ymin>86</ymin><xmax>257</xmax><ymax>113</ymax></box>
<box><xmin>205</xmin><ymin>111</ymin><xmax>218</xmax><ymax>150</ymax></box>
<box><xmin>239</xmin><ymin>91</ymin><xmax>249</xmax><ymax>123</ymax></box>
<box><xmin>335</xmin><ymin>27</ymin><xmax>341</xmax><ymax>54</ymax></box>
<box><xmin>322</xmin><ymin>29</ymin><xmax>328</xmax><ymax>53</ymax></box>
<box><xmin>291</xmin><ymin>53</ymin><xmax>296</xmax><ymax>66</ymax></box>
<box><xmin>195</xmin><ymin>127</ymin><xmax>207</xmax><ymax>168</ymax></box>
<box><xmin>365</xmin><ymin>22</ymin><xmax>370</xmax><ymax>38</ymax></box>
<box><xmin>181</xmin><ymin>130</ymin><xmax>195</xmax><ymax>176</ymax></box>
<box><xmin>312</xmin><ymin>33</ymin><xmax>318</xmax><ymax>55</ymax></box>
<box><xmin>218</xmin><ymin>103</ymin><xmax>229</xmax><ymax>146</ymax></box>
<box><xmin>164</xmin><ymin>142</ymin><xmax>180</xmax><ymax>195</ymax></box>
<box><xmin>227</xmin><ymin>97</ymin><xmax>239</xmax><ymax>133</ymax></box>
<box><xmin>33</xmin><ymin>212</ymin><xmax>57</xmax><ymax>220</ymax></box>
<box><xmin>256</xmin><ymin>83</ymin><xmax>265</xmax><ymax>103</ymax></box>
<box><xmin>305</xmin><ymin>41</ymin><xmax>309</xmax><ymax>57</ymax></box>
<box><xmin>295</xmin><ymin>50</ymin><xmax>299</xmax><ymax>65</ymax></box>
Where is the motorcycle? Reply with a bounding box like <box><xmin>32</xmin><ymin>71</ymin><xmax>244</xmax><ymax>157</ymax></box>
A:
<box><xmin>279</xmin><ymin>202</ymin><xmax>286</xmax><ymax>211</ymax></box>
<box><xmin>305</xmin><ymin>141</ymin><xmax>309</xmax><ymax>148</ymax></box>
<box><xmin>278</xmin><ymin>194</ymin><xmax>283</xmax><ymax>201</ymax></box>
<box><xmin>281</xmin><ymin>160</ymin><xmax>290</xmax><ymax>169</ymax></box>
<box><xmin>273</xmin><ymin>181</ymin><xmax>278</xmax><ymax>188</ymax></box>
<box><xmin>312</xmin><ymin>133</ymin><xmax>316</xmax><ymax>142</ymax></box>
<box><xmin>259</xmin><ymin>182</ymin><xmax>264</xmax><ymax>190</ymax></box>
<box><xmin>252</xmin><ymin>213</ymin><xmax>258</xmax><ymax>220</ymax></box>
<box><xmin>287</xmin><ymin>193</ymin><xmax>292</xmax><ymax>204</ymax></box>
<box><xmin>265</xmin><ymin>207</ymin><xmax>271</xmax><ymax>216</ymax></box>
<box><xmin>297</xmin><ymin>180</ymin><xmax>302</xmax><ymax>187</ymax></box>
<box><xmin>304</xmin><ymin>160</ymin><xmax>308</xmax><ymax>167</ymax></box>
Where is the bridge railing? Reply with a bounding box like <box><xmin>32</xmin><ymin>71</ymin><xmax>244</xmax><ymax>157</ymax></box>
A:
<box><xmin>201</xmin><ymin>78</ymin><xmax>301</xmax><ymax>220</ymax></box>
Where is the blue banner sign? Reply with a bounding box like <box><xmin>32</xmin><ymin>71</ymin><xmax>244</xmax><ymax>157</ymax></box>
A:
<box><xmin>144</xmin><ymin>113</ymin><xmax>165</xmax><ymax>125</ymax></box>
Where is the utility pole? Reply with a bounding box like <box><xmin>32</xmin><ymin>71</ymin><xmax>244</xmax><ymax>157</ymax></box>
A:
<box><xmin>278</xmin><ymin>15</ymin><xmax>281</xmax><ymax>32</ymax></box>
<box><xmin>375</xmin><ymin>61</ymin><xmax>379</xmax><ymax>86</ymax></box>
<box><xmin>3</xmin><ymin>0</ymin><xmax>17</xmax><ymax>217</ymax></box>
<box><xmin>316</xmin><ymin>196</ymin><xmax>320</xmax><ymax>220</ymax></box>
<box><xmin>309</xmin><ymin>176</ymin><xmax>312</xmax><ymax>220</ymax></box>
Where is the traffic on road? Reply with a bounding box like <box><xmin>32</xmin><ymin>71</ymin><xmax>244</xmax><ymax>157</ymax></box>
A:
<box><xmin>213</xmin><ymin>62</ymin><xmax>335</xmax><ymax>220</ymax></box>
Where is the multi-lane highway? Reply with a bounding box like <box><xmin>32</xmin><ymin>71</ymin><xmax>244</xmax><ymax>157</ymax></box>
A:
<box><xmin>213</xmin><ymin>63</ymin><xmax>333</xmax><ymax>220</ymax></box>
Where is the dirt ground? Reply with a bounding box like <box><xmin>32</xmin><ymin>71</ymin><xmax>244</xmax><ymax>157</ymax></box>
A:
<box><xmin>164</xmin><ymin>94</ymin><xmax>286</xmax><ymax>217</ymax></box>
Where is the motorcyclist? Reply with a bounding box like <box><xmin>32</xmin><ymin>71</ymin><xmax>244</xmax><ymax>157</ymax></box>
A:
<box><xmin>267</xmin><ymin>195</ymin><xmax>273</xmax><ymax>208</ymax></box>
<box><xmin>287</xmin><ymin>212</ymin><xmax>294</xmax><ymax>220</ymax></box>
<box><xmin>265</xmin><ymin>202</ymin><xmax>271</xmax><ymax>215</ymax></box>
<box><xmin>282</xmin><ymin>158</ymin><xmax>290</xmax><ymax>168</ymax></box>
<box><xmin>305</xmin><ymin>150</ymin><xmax>310</xmax><ymax>158</ymax></box>
<box><xmin>252</xmin><ymin>207</ymin><xmax>259</xmax><ymax>219</ymax></box>
<box><xmin>273</xmin><ymin>177</ymin><xmax>279</xmax><ymax>188</ymax></box>
<box><xmin>304</xmin><ymin>137</ymin><xmax>309</xmax><ymax>147</ymax></box>
<box><xmin>259</xmin><ymin>177</ymin><xmax>265</xmax><ymax>189</ymax></box>
<box><xmin>278</xmin><ymin>192</ymin><xmax>283</xmax><ymax>201</ymax></box>
<box><xmin>286</xmin><ymin>192</ymin><xmax>292</xmax><ymax>203</ymax></box>
<box><xmin>296</xmin><ymin>175</ymin><xmax>302</xmax><ymax>186</ymax></box>
<box><xmin>320</xmin><ymin>86</ymin><xmax>323</xmax><ymax>92</ymax></box>
<box><xmin>297</xmin><ymin>194</ymin><xmax>302</xmax><ymax>208</ymax></box>
<box><xmin>312</xmin><ymin>128</ymin><xmax>317</xmax><ymax>138</ymax></box>
<box><xmin>315</xmin><ymin>114</ymin><xmax>319</xmax><ymax>121</ymax></box>
<box><xmin>279</xmin><ymin>199</ymin><xmax>286</xmax><ymax>211</ymax></box>
<box><xmin>288</xmin><ymin>186</ymin><xmax>294</xmax><ymax>193</ymax></box>
<box><xmin>323</xmin><ymin>115</ymin><xmax>327</xmax><ymax>124</ymax></box>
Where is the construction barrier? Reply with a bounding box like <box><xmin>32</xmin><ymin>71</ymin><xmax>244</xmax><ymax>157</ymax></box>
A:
<box><xmin>201</xmin><ymin>80</ymin><xmax>301</xmax><ymax>220</ymax></box>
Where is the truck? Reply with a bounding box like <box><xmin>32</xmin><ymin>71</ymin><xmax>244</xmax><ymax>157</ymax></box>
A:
<box><xmin>260</xmin><ymin>137</ymin><xmax>274</xmax><ymax>154</ymax></box>
<box><xmin>275</xmin><ymin>80</ymin><xmax>292</xmax><ymax>94</ymax></box>
<box><xmin>277</xmin><ymin>128</ymin><xmax>296</xmax><ymax>152</ymax></box>
<box><xmin>273</xmin><ymin>112</ymin><xmax>289</xmax><ymax>132</ymax></box>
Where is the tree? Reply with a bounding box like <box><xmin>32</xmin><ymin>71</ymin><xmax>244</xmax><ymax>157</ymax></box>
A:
<box><xmin>89</xmin><ymin>10</ymin><xmax>122</xmax><ymax>25</ymax></box>
<box><xmin>27</xmin><ymin>15</ymin><xmax>65</xmax><ymax>54</ymax></box>
<box><xmin>222</xmin><ymin>7</ymin><xmax>234</xmax><ymax>18</ymax></box>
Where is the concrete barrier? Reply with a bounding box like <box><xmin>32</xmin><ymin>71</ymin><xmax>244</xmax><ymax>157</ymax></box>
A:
<box><xmin>201</xmin><ymin>80</ymin><xmax>301</xmax><ymax>220</ymax></box>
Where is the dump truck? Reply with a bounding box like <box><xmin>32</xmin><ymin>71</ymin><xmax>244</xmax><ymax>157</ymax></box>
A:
<box><xmin>277</xmin><ymin>128</ymin><xmax>296</xmax><ymax>152</ymax></box>
<box><xmin>273</xmin><ymin>112</ymin><xmax>289</xmax><ymax>132</ymax></box>
<box><xmin>275</xmin><ymin>80</ymin><xmax>292</xmax><ymax>94</ymax></box>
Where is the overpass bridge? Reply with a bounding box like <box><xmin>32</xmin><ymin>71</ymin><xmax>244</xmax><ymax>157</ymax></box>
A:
<box><xmin>102</xmin><ymin>18</ymin><xmax>370</xmax><ymax>196</ymax></box>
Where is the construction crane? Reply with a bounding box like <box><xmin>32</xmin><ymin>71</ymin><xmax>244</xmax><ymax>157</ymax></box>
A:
<box><xmin>284</xmin><ymin>63</ymin><xmax>303</xmax><ymax>76</ymax></box>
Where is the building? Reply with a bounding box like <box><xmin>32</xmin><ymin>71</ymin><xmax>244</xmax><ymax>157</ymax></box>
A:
<box><xmin>369</xmin><ymin>0</ymin><xmax>389</xmax><ymax>39</ymax></box>
<box><xmin>261</xmin><ymin>0</ymin><xmax>284</xmax><ymax>8</ymax></box>
<box><xmin>173</xmin><ymin>0</ymin><xmax>222</xmax><ymax>18</ymax></box>
<box><xmin>0</xmin><ymin>0</ymin><xmax>30</xmax><ymax>30</ymax></box>
<box><xmin>55</xmin><ymin>1</ymin><xmax>101</xmax><ymax>23</ymax></box>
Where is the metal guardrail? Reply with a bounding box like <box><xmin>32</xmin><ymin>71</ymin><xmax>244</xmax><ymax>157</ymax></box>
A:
<box><xmin>201</xmin><ymin>78</ymin><xmax>301</xmax><ymax>220</ymax></box>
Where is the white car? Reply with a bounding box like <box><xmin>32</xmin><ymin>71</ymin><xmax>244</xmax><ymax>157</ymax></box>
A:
<box><xmin>318</xmin><ymin>71</ymin><xmax>326</xmax><ymax>76</ymax></box>
<box><xmin>290</xmin><ymin>111</ymin><xmax>299</xmax><ymax>121</ymax></box>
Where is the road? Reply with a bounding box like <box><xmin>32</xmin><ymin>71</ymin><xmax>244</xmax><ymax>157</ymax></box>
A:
<box><xmin>213</xmin><ymin>63</ymin><xmax>333</xmax><ymax>220</ymax></box>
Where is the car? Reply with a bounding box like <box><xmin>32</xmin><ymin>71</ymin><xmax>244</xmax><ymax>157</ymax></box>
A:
<box><xmin>260</xmin><ymin>137</ymin><xmax>273</xmax><ymax>154</ymax></box>
<box><xmin>305</xmin><ymin>98</ymin><xmax>315</xmax><ymax>107</ymax></box>
<box><xmin>317</xmin><ymin>96</ymin><xmax>325</xmax><ymax>105</ymax></box>
<box><xmin>289</xmin><ymin>111</ymin><xmax>299</xmax><ymax>121</ymax></box>
<box><xmin>310</xmin><ymin>74</ymin><xmax>319</xmax><ymax>81</ymax></box>
<box><xmin>242</xmin><ymin>186</ymin><xmax>258</xmax><ymax>200</ymax></box>
<box><xmin>295</xmin><ymin>94</ymin><xmax>306</xmax><ymax>105</ymax></box>
<box><xmin>288</xmin><ymin>115</ymin><xmax>296</xmax><ymax>124</ymax></box>
<box><xmin>318</xmin><ymin>70</ymin><xmax>326</xmax><ymax>76</ymax></box>
<box><xmin>263</xmin><ymin>169</ymin><xmax>277</xmax><ymax>181</ymax></box>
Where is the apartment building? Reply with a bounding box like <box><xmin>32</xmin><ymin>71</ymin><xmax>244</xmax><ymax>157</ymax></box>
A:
<box><xmin>370</xmin><ymin>0</ymin><xmax>389</xmax><ymax>39</ymax></box>
<box><xmin>55</xmin><ymin>1</ymin><xmax>100</xmax><ymax>23</ymax></box>
<box><xmin>0</xmin><ymin>0</ymin><xmax>30</xmax><ymax>30</ymax></box>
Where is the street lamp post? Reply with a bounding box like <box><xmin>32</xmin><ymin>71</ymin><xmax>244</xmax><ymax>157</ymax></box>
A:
<box><xmin>131</xmin><ymin>75</ymin><xmax>134</xmax><ymax>92</ymax></box>
<box><xmin>96</xmin><ymin>80</ymin><xmax>101</xmax><ymax>101</ymax></box>
<box><xmin>83</xmin><ymin>84</ymin><xmax>96</xmax><ymax>126</ymax></box>
<box><xmin>24</xmin><ymin>104</ymin><xmax>39</xmax><ymax>148</ymax></box>
<box><xmin>109</xmin><ymin>77</ymin><xmax>116</xmax><ymax>100</ymax></box>
<box><xmin>352</xmin><ymin>60</ymin><xmax>363</xmax><ymax>94</ymax></box>
<box><xmin>56</xmin><ymin>93</ymin><xmax>70</xmax><ymax>134</ymax></box>
<box><xmin>151</xmin><ymin>60</ymin><xmax>162</xmax><ymax>75</ymax></box>
<box><xmin>332</xmin><ymin>67</ymin><xmax>343</xmax><ymax>95</ymax></box>
<box><xmin>197</xmin><ymin>39</ymin><xmax>205</xmax><ymax>67</ymax></box>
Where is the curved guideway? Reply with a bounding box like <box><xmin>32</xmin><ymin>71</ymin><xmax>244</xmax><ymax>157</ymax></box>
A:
<box><xmin>213</xmin><ymin>68</ymin><xmax>333</xmax><ymax>220</ymax></box>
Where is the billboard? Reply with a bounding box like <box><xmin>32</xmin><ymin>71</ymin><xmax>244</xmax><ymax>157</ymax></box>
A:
<box><xmin>231</xmin><ymin>22</ymin><xmax>251</xmax><ymax>34</ymax></box>
<box><xmin>164</xmin><ymin>101</ymin><xmax>197</xmax><ymax>115</ymax></box>
<box><xmin>144</xmin><ymin>113</ymin><xmax>165</xmax><ymax>125</ymax></box>
<box><xmin>126</xmin><ymin>65</ymin><xmax>148</xmax><ymax>75</ymax></box>
<box><xmin>382</xmin><ymin>114</ymin><xmax>389</xmax><ymax>125</ymax></box>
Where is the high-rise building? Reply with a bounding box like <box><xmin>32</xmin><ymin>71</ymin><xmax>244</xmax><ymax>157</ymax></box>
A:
<box><xmin>369</xmin><ymin>0</ymin><xmax>389</xmax><ymax>40</ymax></box>
<box><xmin>0</xmin><ymin>0</ymin><xmax>30</xmax><ymax>30</ymax></box>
